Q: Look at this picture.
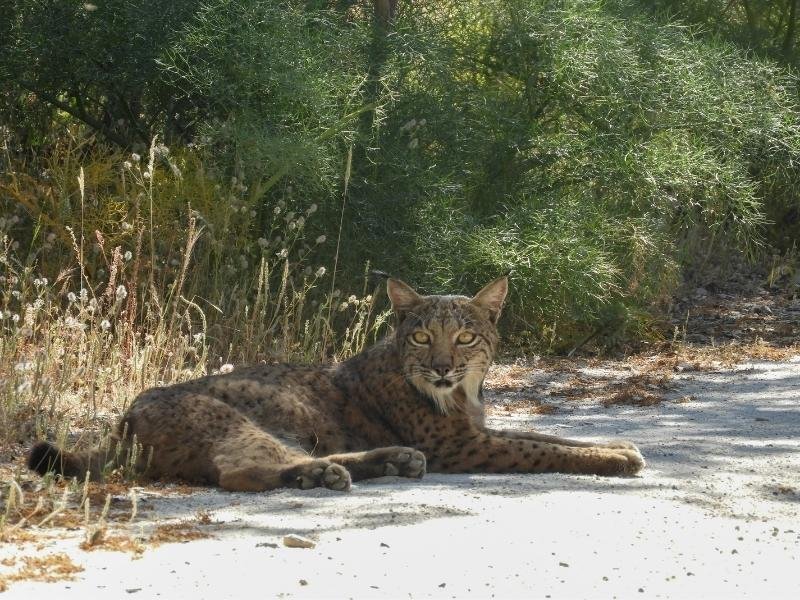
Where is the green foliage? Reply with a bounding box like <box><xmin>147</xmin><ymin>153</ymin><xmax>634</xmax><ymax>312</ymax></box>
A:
<box><xmin>161</xmin><ymin>0</ymin><xmax>371</xmax><ymax>188</ymax></box>
<box><xmin>636</xmin><ymin>0</ymin><xmax>800</xmax><ymax>249</ymax></box>
<box><xmin>3</xmin><ymin>0</ymin><xmax>800</xmax><ymax>353</ymax></box>
<box><xmin>0</xmin><ymin>1</ymin><xmax>202</xmax><ymax>146</ymax></box>
<box><xmin>343</xmin><ymin>0</ymin><xmax>800</xmax><ymax>349</ymax></box>
<box><xmin>640</xmin><ymin>1</ymin><xmax>800</xmax><ymax>66</ymax></box>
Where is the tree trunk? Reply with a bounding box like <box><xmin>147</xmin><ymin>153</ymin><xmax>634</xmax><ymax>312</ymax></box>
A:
<box><xmin>782</xmin><ymin>0</ymin><xmax>798</xmax><ymax>59</ymax></box>
<box><xmin>741</xmin><ymin>0</ymin><xmax>759</xmax><ymax>34</ymax></box>
<box><xmin>374</xmin><ymin>0</ymin><xmax>398</xmax><ymax>28</ymax></box>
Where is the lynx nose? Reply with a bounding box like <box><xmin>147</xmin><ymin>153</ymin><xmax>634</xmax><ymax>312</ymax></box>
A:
<box><xmin>431</xmin><ymin>364</ymin><xmax>451</xmax><ymax>377</ymax></box>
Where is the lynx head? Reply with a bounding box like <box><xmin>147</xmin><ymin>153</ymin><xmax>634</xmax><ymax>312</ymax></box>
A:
<box><xmin>387</xmin><ymin>276</ymin><xmax>508</xmax><ymax>414</ymax></box>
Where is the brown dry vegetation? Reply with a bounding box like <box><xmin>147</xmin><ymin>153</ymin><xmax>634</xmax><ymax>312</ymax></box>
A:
<box><xmin>0</xmin><ymin>466</ymin><xmax>213</xmax><ymax>590</ymax></box>
<box><xmin>0</xmin><ymin>553</ymin><xmax>84</xmax><ymax>592</ymax></box>
<box><xmin>484</xmin><ymin>263</ymin><xmax>799</xmax><ymax>414</ymax></box>
<box><xmin>0</xmin><ymin>146</ymin><xmax>386</xmax><ymax>574</ymax></box>
<box><xmin>1</xmin><ymin>2</ymin><xmax>799</xmax><ymax>593</ymax></box>
<box><xmin>79</xmin><ymin>515</ymin><xmax>212</xmax><ymax>554</ymax></box>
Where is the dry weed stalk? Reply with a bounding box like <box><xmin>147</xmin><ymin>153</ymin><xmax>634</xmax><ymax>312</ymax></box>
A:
<box><xmin>0</xmin><ymin>138</ymin><xmax>386</xmax><ymax>549</ymax></box>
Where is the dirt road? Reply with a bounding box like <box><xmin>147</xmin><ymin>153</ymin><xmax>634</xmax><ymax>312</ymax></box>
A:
<box><xmin>2</xmin><ymin>358</ymin><xmax>799</xmax><ymax>599</ymax></box>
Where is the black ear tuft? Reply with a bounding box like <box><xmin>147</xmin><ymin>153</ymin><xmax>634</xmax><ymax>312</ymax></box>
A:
<box><xmin>28</xmin><ymin>441</ymin><xmax>63</xmax><ymax>476</ymax></box>
<box><xmin>370</xmin><ymin>270</ymin><xmax>392</xmax><ymax>282</ymax></box>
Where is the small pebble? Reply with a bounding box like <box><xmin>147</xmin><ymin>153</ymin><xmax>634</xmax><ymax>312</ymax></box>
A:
<box><xmin>283</xmin><ymin>534</ymin><xmax>316</xmax><ymax>549</ymax></box>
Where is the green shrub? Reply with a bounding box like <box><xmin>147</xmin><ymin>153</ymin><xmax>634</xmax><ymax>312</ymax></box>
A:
<box><xmin>0</xmin><ymin>0</ymin><xmax>203</xmax><ymax>146</ymax></box>
<box><xmin>340</xmin><ymin>0</ymin><xmax>800</xmax><ymax>349</ymax></box>
<box><xmin>161</xmin><ymin>0</ymin><xmax>371</xmax><ymax>191</ymax></box>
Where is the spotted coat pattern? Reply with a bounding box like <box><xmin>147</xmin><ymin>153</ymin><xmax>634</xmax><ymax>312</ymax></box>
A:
<box><xmin>28</xmin><ymin>277</ymin><xmax>644</xmax><ymax>491</ymax></box>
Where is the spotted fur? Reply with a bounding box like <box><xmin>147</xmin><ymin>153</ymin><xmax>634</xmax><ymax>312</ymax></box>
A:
<box><xmin>28</xmin><ymin>276</ymin><xmax>644</xmax><ymax>491</ymax></box>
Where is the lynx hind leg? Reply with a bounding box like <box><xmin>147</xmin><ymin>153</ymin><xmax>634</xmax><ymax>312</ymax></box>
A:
<box><xmin>216</xmin><ymin>458</ymin><xmax>352</xmax><ymax>493</ymax></box>
<box><xmin>325</xmin><ymin>447</ymin><xmax>427</xmax><ymax>482</ymax></box>
<box><xmin>212</xmin><ymin>429</ymin><xmax>352</xmax><ymax>492</ymax></box>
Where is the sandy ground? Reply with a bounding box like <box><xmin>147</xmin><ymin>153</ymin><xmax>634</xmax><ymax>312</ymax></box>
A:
<box><xmin>2</xmin><ymin>357</ymin><xmax>800</xmax><ymax>599</ymax></box>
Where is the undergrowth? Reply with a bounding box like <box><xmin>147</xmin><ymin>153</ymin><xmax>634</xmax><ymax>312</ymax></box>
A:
<box><xmin>0</xmin><ymin>134</ymin><xmax>387</xmax><ymax>457</ymax></box>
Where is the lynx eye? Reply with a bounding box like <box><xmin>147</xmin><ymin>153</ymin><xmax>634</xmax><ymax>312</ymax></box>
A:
<box><xmin>410</xmin><ymin>331</ymin><xmax>431</xmax><ymax>345</ymax></box>
<box><xmin>456</xmin><ymin>331</ymin><xmax>477</xmax><ymax>345</ymax></box>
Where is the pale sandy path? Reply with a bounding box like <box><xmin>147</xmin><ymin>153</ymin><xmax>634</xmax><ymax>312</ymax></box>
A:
<box><xmin>3</xmin><ymin>358</ymin><xmax>799</xmax><ymax>599</ymax></box>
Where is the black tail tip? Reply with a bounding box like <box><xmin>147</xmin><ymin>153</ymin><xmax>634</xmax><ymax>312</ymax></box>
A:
<box><xmin>28</xmin><ymin>441</ymin><xmax>62</xmax><ymax>476</ymax></box>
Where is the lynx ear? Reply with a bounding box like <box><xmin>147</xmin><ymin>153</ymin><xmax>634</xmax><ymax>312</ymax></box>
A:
<box><xmin>470</xmin><ymin>276</ymin><xmax>508</xmax><ymax>324</ymax></box>
<box><xmin>386</xmin><ymin>278</ymin><xmax>423</xmax><ymax>316</ymax></box>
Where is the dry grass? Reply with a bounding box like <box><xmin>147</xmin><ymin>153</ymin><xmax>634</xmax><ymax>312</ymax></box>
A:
<box><xmin>0</xmin><ymin>443</ymin><xmax>216</xmax><ymax>590</ymax></box>
<box><xmin>0</xmin><ymin>218</ymin><xmax>382</xmax><ymax>450</ymax></box>
<box><xmin>79</xmin><ymin>532</ymin><xmax>145</xmax><ymax>554</ymax></box>
<box><xmin>486</xmin><ymin>398</ymin><xmax>559</xmax><ymax>416</ymax></box>
<box><xmin>0</xmin><ymin>139</ymin><xmax>389</xmax><ymax>550</ymax></box>
<box><xmin>484</xmin><ymin>362</ymin><xmax>562</xmax><ymax>415</ymax></box>
<box><xmin>546</xmin><ymin>370</ymin><xmax>673</xmax><ymax>407</ymax></box>
<box><xmin>0</xmin><ymin>466</ymin><xmax>214</xmax><ymax>592</ymax></box>
<box><xmin>670</xmin><ymin>341</ymin><xmax>800</xmax><ymax>369</ymax></box>
<box><xmin>486</xmin><ymin>355</ymin><xmax>676</xmax><ymax>409</ymax></box>
<box><xmin>599</xmin><ymin>374</ymin><xmax>671</xmax><ymax>407</ymax></box>
<box><xmin>486</xmin><ymin>332</ymin><xmax>799</xmax><ymax>412</ymax></box>
<box><xmin>0</xmin><ymin>454</ymin><xmax>210</xmax><ymax>557</ymax></box>
<box><xmin>1</xmin><ymin>474</ymin><xmax>135</xmax><ymax>538</ymax></box>
<box><xmin>149</xmin><ymin>520</ymin><xmax>212</xmax><ymax>546</ymax></box>
<box><xmin>0</xmin><ymin>553</ymin><xmax>84</xmax><ymax>591</ymax></box>
<box><xmin>484</xmin><ymin>363</ymin><xmax>551</xmax><ymax>392</ymax></box>
<box><xmin>79</xmin><ymin>514</ymin><xmax>213</xmax><ymax>554</ymax></box>
<box><xmin>1</xmin><ymin>138</ymin><xmax>386</xmax><ymax>437</ymax></box>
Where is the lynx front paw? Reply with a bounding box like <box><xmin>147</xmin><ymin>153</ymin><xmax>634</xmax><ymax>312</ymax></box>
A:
<box><xmin>572</xmin><ymin>446</ymin><xmax>645</xmax><ymax>477</ymax></box>
<box><xmin>383</xmin><ymin>449</ymin><xmax>427</xmax><ymax>479</ymax></box>
<box><xmin>321</xmin><ymin>463</ymin><xmax>352</xmax><ymax>490</ymax></box>
<box><xmin>610</xmin><ymin>447</ymin><xmax>646</xmax><ymax>476</ymax></box>
<box><xmin>293</xmin><ymin>460</ymin><xmax>352</xmax><ymax>492</ymax></box>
